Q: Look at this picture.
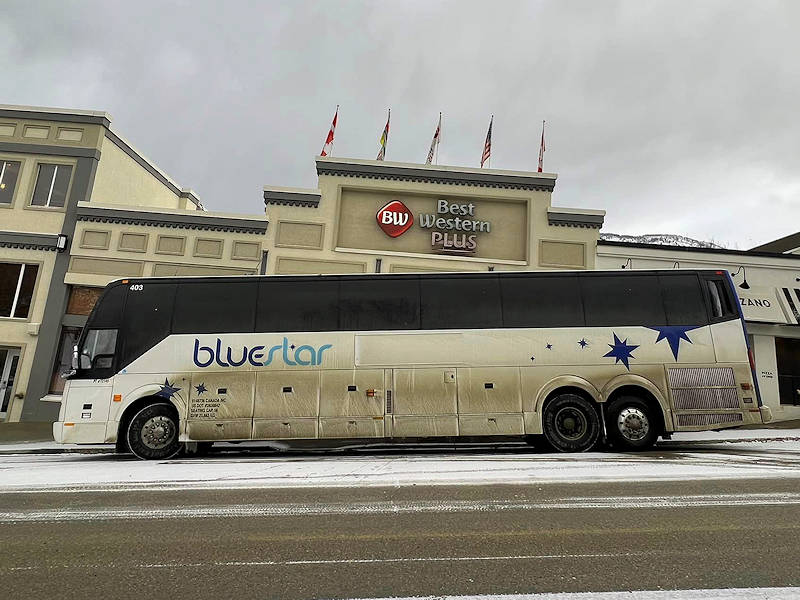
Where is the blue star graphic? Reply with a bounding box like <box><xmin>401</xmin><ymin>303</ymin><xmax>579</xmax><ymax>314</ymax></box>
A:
<box><xmin>195</xmin><ymin>383</ymin><xmax>208</xmax><ymax>395</ymax></box>
<box><xmin>603</xmin><ymin>333</ymin><xmax>639</xmax><ymax>370</ymax></box>
<box><xmin>157</xmin><ymin>378</ymin><xmax>181</xmax><ymax>399</ymax></box>
<box><xmin>290</xmin><ymin>344</ymin><xmax>296</xmax><ymax>350</ymax></box>
<box><xmin>546</xmin><ymin>343</ymin><xmax>553</xmax><ymax>350</ymax></box>
<box><xmin>648</xmin><ymin>325</ymin><xmax>701</xmax><ymax>360</ymax></box>
<box><xmin>578</xmin><ymin>338</ymin><xmax>589</xmax><ymax>348</ymax></box>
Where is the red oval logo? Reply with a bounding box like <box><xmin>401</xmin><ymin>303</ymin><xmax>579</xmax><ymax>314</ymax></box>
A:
<box><xmin>376</xmin><ymin>200</ymin><xmax>414</xmax><ymax>238</ymax></box>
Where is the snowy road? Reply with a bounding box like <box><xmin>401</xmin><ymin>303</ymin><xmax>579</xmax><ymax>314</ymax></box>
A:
<box><xmin>1</xmin><ymin>439</ymin><xmax>800</xmax><ymax>493</ymax></box>
<box><xmin>2</xmin><ymin>440</ymin><xmax>800</xmax><ymax>599</ymax></box>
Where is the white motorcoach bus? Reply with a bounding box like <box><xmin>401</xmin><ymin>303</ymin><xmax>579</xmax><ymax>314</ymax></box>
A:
<box><xmin>54</xmin><ymin>270</ymin><xmax>770</xmax><ymax>459</ymax></box>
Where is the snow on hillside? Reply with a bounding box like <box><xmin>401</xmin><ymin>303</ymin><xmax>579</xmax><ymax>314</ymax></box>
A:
<box><xmin>600</xmin><ymin>233</ymin><xmax>725</xmax><ymax>249</ymax></box>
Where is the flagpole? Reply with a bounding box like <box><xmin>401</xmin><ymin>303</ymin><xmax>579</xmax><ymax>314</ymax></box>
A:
<box><xmin>435</xmin><ymin>112</ymin><xmax>441</xmax><ymax>165</ymax></box>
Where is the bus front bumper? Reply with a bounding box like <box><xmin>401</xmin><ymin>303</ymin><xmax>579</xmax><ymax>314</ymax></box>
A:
<box><xmin>53</xmin><ymin>421</ymin><xmax>108</xmax><ymax>444</ymax></box>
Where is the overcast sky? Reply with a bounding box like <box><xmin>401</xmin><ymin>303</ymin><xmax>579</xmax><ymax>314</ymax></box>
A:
<box><xmin>3</xmin><ymin>0</ymin><xmax>798</xmax><ymax>248</ymax></box>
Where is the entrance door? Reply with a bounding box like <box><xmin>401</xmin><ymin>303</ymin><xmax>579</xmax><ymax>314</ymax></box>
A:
<box><xmin>0</xmin><ymin>348</ymin><xmax>21</xmax><ymax>421</ymax></box>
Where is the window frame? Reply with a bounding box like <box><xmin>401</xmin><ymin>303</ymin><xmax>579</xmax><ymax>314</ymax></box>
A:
<box><xmin>27</xmin><ymin>160</ymin><xmax>75</xmax><ymax>211</ymax></box>
<box><xmin>0</xmin><ymin>261</ymin><xmax>41</xmax><ymax>320</ymax></box>
<box><xmin>0</xmin><ymin>159</ymin><xmax>23</xmax><ymax>208</ymax></box>
<box><xmin>700</xmin><ymin>274</ymin><xmax>739</xmax><ymax>323</ymax></box>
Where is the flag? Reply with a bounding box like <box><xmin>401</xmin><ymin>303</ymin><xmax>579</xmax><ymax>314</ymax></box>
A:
<box><xmin>376</xmin><ymin>109</ymin><xmax>390</xmax><ymax>161</ymax></box>
<box><xmin>320</xmin><ymin>106</ymin><xmax>338</xmax><ymax>157</ymax></box>
<box><xmin>426</xmin><ymin>112</ymin><xmax>442</xmax><ymax>164</ymax></box>
<box><xmin>480</xmin><ymin>115</ymin><xmax>493</xmax><ymax>168</ymax></box>
<box><xmin>538</xmin><ymin>120</ymin><xmax>546</xmax><ymax>172</ymax></box>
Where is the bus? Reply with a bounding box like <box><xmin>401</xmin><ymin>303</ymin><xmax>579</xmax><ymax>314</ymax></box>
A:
<box><xmin>54</xmin><ymin>269</ymin><xmax>770</xmax><ymax>459</ymax></box>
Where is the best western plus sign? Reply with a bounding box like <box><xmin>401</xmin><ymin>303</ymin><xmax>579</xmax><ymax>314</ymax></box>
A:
<box><xmin>377</xmin><ymin>198</ymin><xmax>492</xmax><ymax>254</ymax></box>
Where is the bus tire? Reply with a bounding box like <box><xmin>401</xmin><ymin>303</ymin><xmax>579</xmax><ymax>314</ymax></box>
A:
<box><xmin>542</xmin><ymin>393</ymin><xmax>600</xmax><ymax>452</ymax></box>
<box><xmin>606</xmin><ymin>396</ymin><xmax>658</xmax><ymax>451</ymax></box>
<box><xmin>126</xmin><ymin>403</ymin><xmax>182</xmax><ymax>460</ymax></box>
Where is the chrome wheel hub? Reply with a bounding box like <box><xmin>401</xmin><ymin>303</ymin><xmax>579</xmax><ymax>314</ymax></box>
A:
<box><xmin>141</xmin><ymin>416</ymin><xmax>176</xmax><ymax>450</ymax></box>
<box><xmin>617</xmin><ymin>407</ymin><xmax>649</xmax><ymax>441</ymax></box>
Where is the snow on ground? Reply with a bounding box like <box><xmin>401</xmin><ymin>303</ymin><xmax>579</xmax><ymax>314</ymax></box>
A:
<box><xmin>1</xmin><ymin>439</ymin><xmax>799</xmax><ymax>493</ymax></box>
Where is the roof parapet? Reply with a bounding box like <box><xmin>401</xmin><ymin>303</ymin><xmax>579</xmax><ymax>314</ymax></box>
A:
<box><xmin>547</xmin><ymin>207</ymin><xmax>605</xmax><ymax>229</ymax></box>
<box><xmin>315</xmin><ymin>156</ymin><xmax>556</xmax><ymax>192</ymax></box>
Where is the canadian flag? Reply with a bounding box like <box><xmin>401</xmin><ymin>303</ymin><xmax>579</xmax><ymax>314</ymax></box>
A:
<box><xmin>320</xmin><ymin>106</ymin><xmax>338</xmax><ymax>157</ymax></box>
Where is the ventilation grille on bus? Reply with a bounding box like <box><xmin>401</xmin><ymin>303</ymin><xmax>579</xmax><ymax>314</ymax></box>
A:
<box><xmin>672</xmin><ymin>388</ymin><xmax>740</xmax><ymax>410</ymax></box>
<box><xmin>668</xmin><ymin>367</ymin><xmax>736</xmax><ymax>389</ymax></box>
<box><xmin>676</xmin><ymin>413</ymin><xmax>743</xmax><ymax>428</ymax></box>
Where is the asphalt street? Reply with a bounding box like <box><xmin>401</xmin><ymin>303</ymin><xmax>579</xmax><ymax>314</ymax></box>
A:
<box><xmin>1</xmin><ymin>443</ymin><xmax>800</xmax><ymax>599</ymax></box>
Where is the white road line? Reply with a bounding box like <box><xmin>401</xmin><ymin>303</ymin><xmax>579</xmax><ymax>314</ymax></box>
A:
<box><xmin>0</xmin><ymin>551</ymin><xmax>663</xmax><ymax>572</ymax></box>
<box><xmin>338</xmin><ymin>588</ymin><xmax>800</xmax><ymax>600</ymax></box>
<box><xmin>1</xmin><ymin>492</ymin><xmax>799</xmax><ymax>523</ymax></box>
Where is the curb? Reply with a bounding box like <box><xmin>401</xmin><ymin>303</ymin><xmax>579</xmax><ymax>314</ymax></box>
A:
<box><xmin>0</xmin><ymin>447</ymin><xmax>116</xmax><ymax>456</ymax></box>
<box><xmin>1</xmin><ymin>436</ymin><xmax>798</xmax><ymax>456</ymax></box>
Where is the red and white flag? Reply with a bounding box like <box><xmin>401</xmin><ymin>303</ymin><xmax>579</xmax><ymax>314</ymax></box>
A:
<box><xmin>538</xmin><ymin>120</ymin><xmax>546</xmax><ymax>172</ymax></box>
<box><xmin>426</xmin><ymin>112</ymin><xmax>442</xmax><ymax>164</ymax></box>
<box><xmin>480</xmin><ymin>115</ymin><xmax>493</xmax><ymax>168</ymax></box>
<box><xmin>320</xmin><ymin>106</ymin><xmax>338</xmax><ymax>157</ymax></box>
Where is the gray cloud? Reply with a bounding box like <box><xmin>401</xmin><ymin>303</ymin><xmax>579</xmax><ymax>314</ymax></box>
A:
<box><xmin>2</xmin><ymin>0</ymin><xmax>798</xmax><ymax>247</ymax></box>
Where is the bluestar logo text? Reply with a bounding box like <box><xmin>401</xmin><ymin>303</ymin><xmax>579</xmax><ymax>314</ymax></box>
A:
<box><xmin>193</xmin><ymin>338</ymin><xmax>333</xmax><ymax>368</ymax></box>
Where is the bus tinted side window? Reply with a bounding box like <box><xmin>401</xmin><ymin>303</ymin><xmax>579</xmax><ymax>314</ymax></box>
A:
<box><xmin>173</xmin><ymin>281</ymin><xmax>257</xmax><ymax>334</ymax></box>
<box><xmin>88</xmin><ymin>284</ymin><xmax>126</xmax><ymax>328</ymax></box>
<box><xmin>705</xmin><ymin>277</ymin><xmax>737</xmax><ymax>320</ymax></box>
<box><xmin>340</xmin><ymin>277</ymin><xmax>420</xmax><ymax>331</ymax></box>
<box><xmin>421</xmin><ymin>276</ymin><xmax>501</xmax><ymax>329</ymax></box>
<box><xmin>659</xmin><ymin>274</ymin><xmax>709</xmax><ymax>326</ymax></box>
<box><xmin>581</xmin><ymin>274</ymin><xmax>666</xmax><ymax>327</ymax></box>
<box><xmin>501</xmin><ymin>275</ymin><xmax>584</xmax><ymax>328</ymax></box>
<box><xmin>120</xmin><ymin>283</ymin><xmax>176</xmax><ymax>368</ymax></box>
<box><xmin>257</xmin><ymin>279</ymin><xmax>339</xmax><ymax>332</ymax></box>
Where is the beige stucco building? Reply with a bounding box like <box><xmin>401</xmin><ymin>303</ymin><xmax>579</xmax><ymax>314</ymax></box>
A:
<box><xmin>263</xmin><ymin>157</ymin><xmax>604</xmax><ymax>275</ymax></box>
<box><xmin>0</xmin><ymin>105</ymin><xmax>267</xmax><ymax>423</ymax></box>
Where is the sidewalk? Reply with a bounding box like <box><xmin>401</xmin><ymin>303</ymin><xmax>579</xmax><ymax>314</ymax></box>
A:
<box><xmin>1</xmin><ymin>428</ymin><xmax>799</xmax><ymax>455</ymax></box>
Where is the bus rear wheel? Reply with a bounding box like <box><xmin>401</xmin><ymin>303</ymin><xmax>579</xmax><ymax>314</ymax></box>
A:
<box><xmin>606</xmin><ymin>396</ymin><xmax>658</xmax><ymax>451</ymax></box>
<box><xmin>127</xmin><ymin>403</ymin><xmax>181</xmax><ymax>460</ymax></box>
<box><xmin>542</xmin><ymin>393</ymin><xmax>600</xmax><ymax>452</ymax></box>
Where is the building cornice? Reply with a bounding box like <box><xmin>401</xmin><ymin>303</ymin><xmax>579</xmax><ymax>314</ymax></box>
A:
<box><xmin>0</xmin><ymin>231</ymin><xmax>62</xmax><ymax>251</ymax></box>
<box><xmin>0</xmin><ymin>104</ymin><xmax>111</xmax><ymax>128</ymax></box>
<box><xmin>76</xmin><ymin>204</ymin><xmax>267</xmax><ymax>235</ymax></box>
<box><xmin>547</xmin><ymin>208</ymin><xmax>605</xmax><ymax>229</ymax></box>
<box><xmin>750</xmin><ymin>231</ymin><xmax>800</xmax><ymax>254</ymax></box>
<box><xmin>315</xmin><ymin>157</ymin><xmax>557</xmax><ymax>192</ymax></box>
<box><xmin>0</xmin><ymin>141</ymin><xmax>100</xmax><ymax>160</ymax></box>
<box><xmin>263</xmin><ymin>187</ymin><xmax>321</xmax><ymax>207</ymax></box>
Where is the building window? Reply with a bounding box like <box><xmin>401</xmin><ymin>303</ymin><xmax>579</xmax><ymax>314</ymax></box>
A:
<box><xmin>776</xmin><ymin>337</ymin><xmax>800</xmax><ymax>406</ymax></box>
<box><xmin>0</xmin><ymin>160</ymin><xmax>21</xmax><ymax>205</ymax></box>
<box><xmin>30</xmin><ymin>164</ymin><xmax>72</xmax><ymax>208</ymax></box>
<box><xmin>0</xmin><ymin>263</ymin><xmax>39</xmax><ymax>319</ymax></box>
<box><xmin>66</xmin><ymin>286</ymin><xmax>103</xmax><ymax>316</ymax></box>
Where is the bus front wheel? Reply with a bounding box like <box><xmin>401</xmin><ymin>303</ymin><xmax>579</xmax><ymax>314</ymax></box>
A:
<box><xmin>542</xmin><ymin>393</ymin><xmax>600</xmax><ymax>452</ymax></box>
<box><xmin>606</xmin><ymin>396</ymin><xmax>658</xmax><ymax>451</ymax></box>
<box><xmin>127</xmin><ymin>403</ymin><xmax>182</xmax><ymax>460</ymax></box>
